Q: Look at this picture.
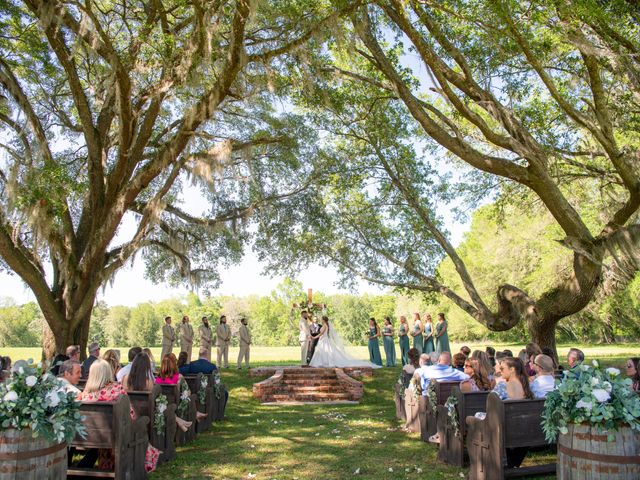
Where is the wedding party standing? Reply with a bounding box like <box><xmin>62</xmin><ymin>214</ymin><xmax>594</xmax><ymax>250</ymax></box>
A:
<box><xmin>307</xmin><ymin>316</ymin><xmax>321</xmax><ymax>364</ymax></box>
<box><xmin>237</xmin><ymin>318</ymin><xmax>251</xmax><ymax>369</ymax></box>
<box><xmin>199</xmin><ymin>316</ymin><xmax>213</xmax><ymax>361</ymax></box>
<box><xmin>368</xmin><ymin>318</ymin><xmax>383</xmax><ymax>367</ymax></box>
<box><xmin>411</xmin><ymin>313</ymin><xmax>424</xmax><ymax>355</ymax></box>
<box><xmin>299</xmin><ymin>310</ymin><xmax>310</xmax><ymax>365</ymax></box>
<box><xmin>216</xmin><ymin>315</ymin><xmax>231</xmax><ymax>368</ymax></box>
<box><xmin>309</xmin><ymin>316</ymin><xmax>381</xmax><ymax>368</ymax></box>
<box><xmin>423</xmin><ymin>314</ymin><xmax>435</xmax><ymax>354</ymax></box>
<box><xmin>161</xmin><ymin>316</ymin><xmax>175</xmax><ymax>360</ymax></box>
<box><xmin>435</xmin><ymin>313</ymin><xmax>450</xmax><ymax>354</ymax></box>
<box><xmin>179</xmin><ymin>315</ymin><xmax>194</xmax><ymax>362</ymax></box>
<box><xmin>398</xmin><ymin>316</ymin><xmax>410</xmax><ymax>366</ymax></box>
<box><xmin>382</xmin><ymin>317</ymin><xmax>396</xmax><ymax>367</ymax></box>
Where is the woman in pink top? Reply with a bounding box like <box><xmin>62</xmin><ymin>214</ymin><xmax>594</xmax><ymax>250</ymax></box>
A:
<box><xmin>155</xmin><ymin>353</ymin><xmax>194</xmax><ymax>431</ymax></box>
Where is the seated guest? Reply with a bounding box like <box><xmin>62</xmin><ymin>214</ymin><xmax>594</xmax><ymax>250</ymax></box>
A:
<box><xmin>115</xmin><ymin>347</ymin><xmax>143</xmax><ymax>382</ymax></box>
<box><xmin>143</xmin><ymin>348</ymin><xmax>156</xmax><ymax>372</ymax></box>
<box><xmin>460</xmin><ymin>346</ymin><xmax>471</xmax><ymax>357</ymax></box>
<box><xmin>452</xmin><ymin>352</ymin><xmax>466</xmax><ymax>372</ymax></box>
<box><xmin>502</xmin><ymin>349</ymin><xmax>513</xmax><ymax>357</ymax></box>
<box><xmin>470</xmin><ymin>351</ymin><xmax>494</xmax><ymax>380</ymax></box>
<box><xmin>492</xmin><ymin>357</ymin><xmax>533</xmax><ymax>401</ymax></box>
<box><xmin>493</xmin><ymin>352</ymin><xmax>508</xmax><ymax>383</ymax></box>
<box><xmin>626</xmin><ymin>357</ymin><xmax>639</xmax><ymax>392</ymax></box>
<box><xmin>177</xmin><ymin>351</ymin><xmax>189</xmax><ymax>370</ymax></box>
<box><xmin>0</xmin><ymin>356</ymin><xmax>11</xmax><ymax>382</ymax></box>
<box><xmin>461</xmin><ymin>355</ymin><xmax>493</xmax><ymax>392</ymax></box>
<box><xmin>566</xmin><ymin>348</ymin><xmax>585</xmax><ymax>371</ymax></box>
<box><xmin>123</xmin><ymin>353</ymin><xmax>154</xmax><ymax>392</ymax></box>
<box><xmin>401</xmin><ymin>348</ymin><xmax>420</xmax><ymax>389</ymax></box>
<box><xmin>78</xmin><ymin>359</ymin><xmax>159</xmax><ymax>472</ymax></box>
<box><xmin>485</xmin><ymin>346</ymin><xmax>496</xmax><ymax>367</ymax></box>
<box><xmin>50</xmin><ymin>353</ymin><xmax>69</xmax><ymax>376</ymax></box>
<box><xmin>66</xmin><ymin>345</ymin><xmax>81</xmax><ymax>362</ymax></box>
<box><xmin>414</xmin><ymin>352</ymin><xmax>470</xmax><ymax>394</ymax></box>
<box><xmin>58</xmin><ymin>360</ymin><xmax>82</xmax><ymax>394</ymax></box>
<box><xmin>179</xmin><ymin>348</ymin><xmax>218</xmax><ymax>375</ymax></box>
<box><xmin>81</xmin><ymin>342</ymin><xmax>101</xmax><ymax>378</ymax></box>
<box><xmin>428</xmin><ymin>351</ymin><xmax>438</xmax><ymax>366</ymax></box>
<box><xmin>531</xmin><ymin>354</ymin><xmax>556</xmax><ymax>398</ymax></box>
<box><xmin>541</xmin><ymin>347</ymin><xmax>559</xmax><ymax>370</ymax></box>
<box><xmin>102</xmin><ymin>350</ymin><xmax>121</xmax><ymax>381</ymax></box>
<box><xmin>524</xmin><ymin>343</ymin><xmax>542</xmax><ymax>377</ymax></box>
<box><xmin>154</xmin><ymin>353</ymin><xmax>194</xmax><ymax>431</ymax></box>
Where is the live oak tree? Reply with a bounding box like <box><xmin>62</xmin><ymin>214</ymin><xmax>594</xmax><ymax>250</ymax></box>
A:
<box><xmin>0</xmin><ymin>0</ymin><xmax>356</xmax><ymax>357</ymax></box>
<box><xmin>258</xmin><ymin>0</ymin><xmax>640</xmax><ymax>351</ymax></box>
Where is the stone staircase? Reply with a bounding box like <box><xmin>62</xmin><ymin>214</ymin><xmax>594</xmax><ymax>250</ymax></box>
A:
<box><xmin>252</xmin><ymin>367</ymin><xmax>366</xmax><ymax>403</ymax></box>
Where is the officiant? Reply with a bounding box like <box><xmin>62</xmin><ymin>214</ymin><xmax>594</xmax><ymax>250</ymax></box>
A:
<box><xmin>307</xmin><ymin>316</ymin><xmax>322</xmax><ymax>364</ymax></box>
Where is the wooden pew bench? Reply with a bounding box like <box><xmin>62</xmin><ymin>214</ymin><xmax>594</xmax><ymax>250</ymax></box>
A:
<box><xmin>67</xmin><ymin>396</ymin><xmax>149</xmax><ymax>480</ymax></box>
<box><xmin>436</xmin><ymin>387</ymin><xmax>490</xmax><ymax>466</ymax></box>
<box><xmin>466</xmin><ymin>393</ymin><xmax>556</xmax><ymax>480</ymax></box>
<box><xmin>420</xmin><ymin>380</ymin><xmax>459</xmax><ymax>442</ymax></box>
<box><xmin>128</xmin><ymin>384</ymin><xmax>177</xmax><ymax>464</ymax></box>
<box><xmin>394</xmin><ymin>371</ymin><xmax>413</xmax><ymax>422</ymax></box>
<box><xmin>184</xmin><ymin>373</ymin><xmax>214</xmax><ymax>433</ymax></box>
<box><xmin>159</xmin><ymin>383</ymin><xmax>197</xmax><ymax>445</ymax></box>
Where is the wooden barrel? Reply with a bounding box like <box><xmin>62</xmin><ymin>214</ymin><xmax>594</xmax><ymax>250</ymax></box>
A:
<box><xmin>558</xmin><ymin>423</ymin><xmax>640</xmax><ymax>479</ymax></box>
<box><xmin>0</xmin><ymin>429</ymin><xmax>67</xmax><ymax>479</ymax></box>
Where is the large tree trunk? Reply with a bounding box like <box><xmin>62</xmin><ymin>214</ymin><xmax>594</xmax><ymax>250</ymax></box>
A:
<box><xmin>42</xmin><ymin>312</ymin><xmax>92</xmax><ymax>360</ymax></box>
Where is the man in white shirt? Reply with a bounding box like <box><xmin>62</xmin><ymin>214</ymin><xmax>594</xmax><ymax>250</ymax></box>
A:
<box><xmin>58</xmin><ymin>360</ymin><xmax>82</xmax><ymax>394</ymax></box>
<box><xmin>299</xmin><ymin>311</ymin><xmax>310</xmax><ymax>366</ymax></box>
<box><xmin>116</xmin><ymin>347</ymin><xmax>142</xmax><ymax>383</ymax></box>
<box><xmin>531</xmin><ymin>354</ymin><xmax>556</xmax><ymax>398</ymax></box>
<box><xmin>414</xmin><ymin>352</ymin><xmax>470</xmax><ymax>395</ymax></box>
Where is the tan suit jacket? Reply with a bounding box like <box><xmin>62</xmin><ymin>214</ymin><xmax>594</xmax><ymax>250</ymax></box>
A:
<box><xmin>199</xmin><ymin>324</ymin><xmax>213</xmax><ymax>361</ymax></box>
<box><xmin>216</xmin><ymin>324</ymin><xmax>231</xmax><ymax>346</ymax></box>
<box><xmin>161</xmin><ymin>323</ymin><xmax>175</xmax><ymax>360</ymax></box>
<box><xmin>238</xmin><ymin>324</ymin><xmax>251</xmax><ymax>345</ymax></box>
<box><xmin>179</xmin><ymin>322</ymin><xmax>194</xmax><ymax>360</ymax></box>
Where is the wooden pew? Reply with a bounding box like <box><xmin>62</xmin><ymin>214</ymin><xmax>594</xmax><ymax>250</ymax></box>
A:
<box><xmin>394</xmin><ymin>371</ymin><xmax>413</xmax><ymax>421</ymax></box>
<box><xmin>212</xmin><ymin>382</ymin><xmax>227</xmax><ymax>421</ymax></box>
<box><xmin>436</xmin><ymin>387</ymin><xmax>490</xmax><ymax>466</ymax></box>
<box><xmin>67</xmin><ymin>396</ymin><xmax>149</xmax><ymax>480</ymax></box>
<box><xmin>159</xmin><ymin>383</ymin><xmax>197</xmax><ymax>445</ymax></box>
<box><xmin>466</xmin><ymin>393</ymin><xmax>556</xmax><ymax>480</ymax></box>
<box><xmin>420</xmin><ymin>380</ymin><xmax>459</xmax><ymax>442</ymax></box>
<box><xmin>127</xmin><ymin>384</ymin><xmax>177</xmax><ymax>464</ymax></box>
<box><xmin>404</xmin><ymin>390</ymin><xmax>421</xmax><ymax>433</ymax></box>
<box><xmin>184</xmin><ymin>373</ymin><xmax>214</xmax><ymax>433</ymax></box>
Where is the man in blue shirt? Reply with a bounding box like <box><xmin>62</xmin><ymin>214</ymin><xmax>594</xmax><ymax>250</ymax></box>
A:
<box><xmin>179</xmin><ymin>348</ymin><xmax>218</xmax><ymax>375</ymax></box>
<box><xmin>414</xmin><ymin>352</ymin><xmax>469</xmax><ymax>395</ymax></box>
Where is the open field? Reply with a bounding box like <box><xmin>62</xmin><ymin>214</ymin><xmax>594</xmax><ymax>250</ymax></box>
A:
<box><xmin>3</xmin><ymin>342</ymin><xmax>638</xmax><ymax>366</ymax></box>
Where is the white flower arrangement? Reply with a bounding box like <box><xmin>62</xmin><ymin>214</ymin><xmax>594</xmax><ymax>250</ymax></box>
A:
<box><xmin>0</xmin><ymin>359</ymin><xmax>86</xmax><ymax>444</ymax></box>
<box><xmin>212</xmin><ymin>371</ymin><xmax>223</xmax><ymax>399</ymax></box>
<box><xmin>542</xmin><ymin>361</ymin><xmax>640</xmax><ymax>442</ymax></box>
<box><xmin>198</xmin><ymin>377</ymin><xmax>208</xmax><ymax>404</ymax></box>
<box><xmin>177</xmin><ymin>378</ymin><xmax>191</xmax><ymax>416</ymax></box>
<box><xmin>154</xmin><ymin>394</ymin><xmax>169</xmax><ymax>435</ymax></box>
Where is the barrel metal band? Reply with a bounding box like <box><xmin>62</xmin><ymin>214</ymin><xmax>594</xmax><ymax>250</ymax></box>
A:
<box><xmin>559</xmin><ymin>443</ymin><xmax>640</xmax><ymax>465</ymax></box>
<box><xmin>0</xmin><ymin>441</ymin><xmax>66</xmax><ymax>461</ymax></box>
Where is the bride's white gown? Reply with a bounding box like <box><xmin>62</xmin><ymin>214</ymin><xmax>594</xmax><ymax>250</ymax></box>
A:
<box><xmin>309</xmin><ymin>324</ymin><xmax>382</xmax><ymax>368</ymax></box>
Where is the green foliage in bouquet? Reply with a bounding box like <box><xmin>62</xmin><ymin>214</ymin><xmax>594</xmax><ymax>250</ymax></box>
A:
<box><xmin>0</xmin><ymin>359</ymin><xmax>86</xmax><ymax>443</ymax></box>
<box><xmin>178</xmin><ymin>378</ymin><xmax>191</xmax><ymax>417</ymax></box>
<box><xmin>542</xmin><ymin>360</ymin><xmax>640</xmax><ymax>443</ymax></box>
<box><xmin>154</xmin><ymin>394</ymin><xmax>169</xmax><ymax>436</ymax></box>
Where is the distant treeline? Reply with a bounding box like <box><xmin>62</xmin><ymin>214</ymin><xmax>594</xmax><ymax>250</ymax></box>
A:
<box><xmin>2</xmin><ymin>270</ymin><xmax>639</xmax><ymax>348</ymax></box>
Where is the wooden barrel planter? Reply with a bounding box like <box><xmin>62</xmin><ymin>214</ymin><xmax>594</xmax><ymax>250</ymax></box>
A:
<box><xmin>0</xmin><ymin>429</ymin><xmax>67</xmax><ymax>479</ymax></box>
<box><xmin>558</xmin><ymin>424</ymin><xmax>640</xmax><ymax>479</ymax></box>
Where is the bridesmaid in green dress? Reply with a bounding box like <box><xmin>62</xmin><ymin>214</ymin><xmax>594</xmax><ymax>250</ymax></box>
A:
<box><xmin>435</xmin><ymin>313</ymin><xmax>451</xmax><ymax>354</ymax></box>
<box><xmin>411</xmin><ymin>313</ymin><xmax>424</xmax><ymax>355</ymax></box>
<box><xmin>368</xmin><ymin>318</ymin><xmax>383</xmax><ymax>366</ymax></box>
<box><xmin>423</xmin><ymin>314</ymin><xmax>435</xmax><ymax>354</ymax></box>
<box><xmin>382</xmin><ymin>317</ymin><xmax>396</xmax><ymax>367</ymax></box>
<box><xmin>398</xmin><ymin>316</ymin><xmax>410</xmax><ymax>366</ymax></box>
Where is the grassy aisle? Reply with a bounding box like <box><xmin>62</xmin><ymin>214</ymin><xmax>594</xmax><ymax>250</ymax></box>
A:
<box><xmin>150</xmin><ymin>365</ymin><xmax>465</xmax><ymax>480</ymax></box>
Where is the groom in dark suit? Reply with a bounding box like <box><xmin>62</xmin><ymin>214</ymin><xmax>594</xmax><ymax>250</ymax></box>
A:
<box><xmin>307</xmin><ymin>316</ymin><xmax>322</xmax><ymax>364</ymax></box>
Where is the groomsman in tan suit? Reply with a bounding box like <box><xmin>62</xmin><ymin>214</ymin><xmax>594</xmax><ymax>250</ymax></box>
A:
<box><xmin>299</xmin><ymin>310</ymin><xmax>310</xmax><ymax>366</ymax></box>
<box><xmin>199</xmin><ymin>316</ymin><xmax>213</xmax><ymax>361</ymax></box>
<box><xmin>160</xmin><ymin>316</ymin><xmax>175</xmax><ymax>361</ymax></box>
<box><xmin>216</xmin><ymin>315</ymin><xmax>231</xmax><ymax>368</ymax></box>
<box><xmin>179</xmin><ymin>315</ymin><xmax>194</xmax><ymax>362</ymax></box>
<box><xmin>237</xmin><ymin>318</ymin><xmax>251</xmax><ymax>369</ymax></box>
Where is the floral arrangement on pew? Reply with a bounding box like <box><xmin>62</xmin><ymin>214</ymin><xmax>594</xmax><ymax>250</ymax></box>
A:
<box><xmin>444</xmin><ymin>394</ymin><xmax>460</xmax><ymax>437</ymax></box>
<box><xmin>396</xmin><ymin>373</ymin><xmax>406</xmax><ymax>400</ymax></box>
<box><xmin>542</xmin><ymin>360</ymin><xmax>640</xmax><ymax>442</ymax></box>
<box><xmin>198</xmin><ymin>376</ymin><xmax>208</xmax><ymax>404</ymax></box>
<box><xmin>426</xmin><ymin>381</ymin><xmax>438</xmax><ymax>415</ymax></box>
<box><xmin>177</xmin><ymin>377</ymin><xmax>191</xmax><ymax>417</ymax></box>
<box><xmin>408</xmin><ymin>376</ymin><xmax>421</xmax><ymax>400</ymax></box>
<box><xmin>0</xmin><ymin>359</ymin><xmax>86</xmax><ymax>443</ymax></box>
<box><xmin>154</xmin><ymin>394</ymin><xmax>168</xmax><ymax>435</ymax></box>
<box><xmin>212</xmin><ymin>370</ymin><xmax>222</xmax><ymax>400</ymax></box>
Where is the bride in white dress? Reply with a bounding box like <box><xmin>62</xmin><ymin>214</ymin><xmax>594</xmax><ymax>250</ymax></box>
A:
<box><xmin>309</xmin><ymin>316</ymin><xmax>382</xmax><ymax>368</ymax></box>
